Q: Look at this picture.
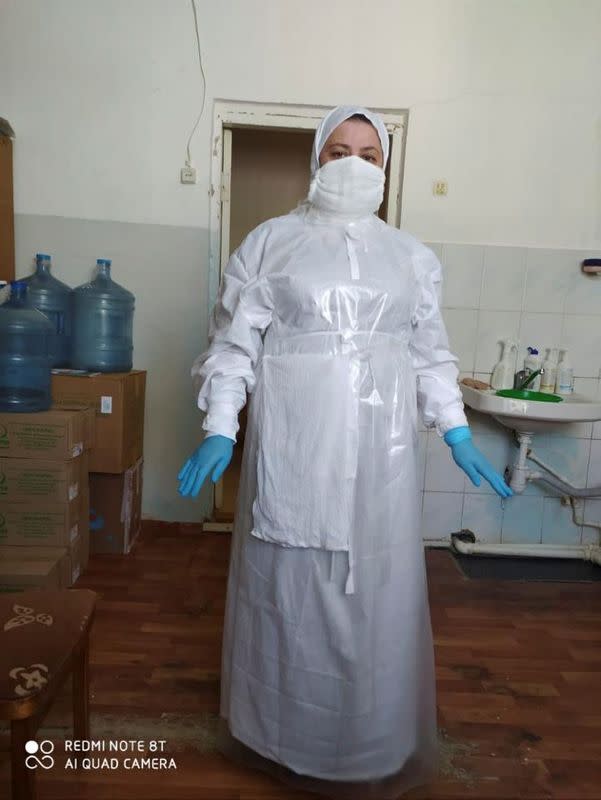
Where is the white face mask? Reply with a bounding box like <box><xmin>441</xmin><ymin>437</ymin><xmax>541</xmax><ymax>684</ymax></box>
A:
<box><xmin>308</xmin><ymin>155</ymin><xmax>385</xmax><ymax>218</ymax></box>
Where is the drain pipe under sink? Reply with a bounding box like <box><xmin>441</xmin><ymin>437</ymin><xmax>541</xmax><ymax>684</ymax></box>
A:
<box><xmin>451</xmin><ymin>531</ymin><xmax>601</xmax><ymax>566</ymax></box>
<box><xmin>450</xmin><ymin>433</ymin><xmax>601</xmax><ymax>565</ymax></box>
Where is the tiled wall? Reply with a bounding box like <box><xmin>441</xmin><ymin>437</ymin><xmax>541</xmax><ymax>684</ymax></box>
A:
<box><xmin>418</xmin><ymin>242</ymin><xmax>601</xmax><ymax>546</ymax></box>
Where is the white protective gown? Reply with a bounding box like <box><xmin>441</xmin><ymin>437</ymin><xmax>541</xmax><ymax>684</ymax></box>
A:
<box><xmin>192</xmin><ymin>107</ymin><xmax>468</xmax><ymax>798</ymax></box>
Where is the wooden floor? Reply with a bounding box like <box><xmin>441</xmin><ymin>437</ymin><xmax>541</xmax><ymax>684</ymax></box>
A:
<box><xmin>1</xmin><ymin>521</ymin><xmax>600</xmax><ymax>799</ymax></box>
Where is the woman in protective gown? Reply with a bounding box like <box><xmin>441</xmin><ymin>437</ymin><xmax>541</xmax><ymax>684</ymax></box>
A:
<box><xmin>178</xmin><ymin>104</ymin><xmax>511</xmax><ymax>799</ymax></box>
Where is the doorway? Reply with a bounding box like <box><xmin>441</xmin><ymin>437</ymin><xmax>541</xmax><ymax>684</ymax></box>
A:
<box><xmin>204</xmin><ymin>101</ymin><xmax>408</xmax><ymax>531</ymax></box>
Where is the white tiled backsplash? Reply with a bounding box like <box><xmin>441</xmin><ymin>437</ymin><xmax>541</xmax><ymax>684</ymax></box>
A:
<box><xmin>418</xmin><ymin>242</ymin><xmax>601</xmax><ymax>546</ymax></box>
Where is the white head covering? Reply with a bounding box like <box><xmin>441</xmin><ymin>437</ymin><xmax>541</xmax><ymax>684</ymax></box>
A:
<box><xmin>310</xmin><ymin>105</ymin><xmax>389</xmax><ymax>175</ymax></box>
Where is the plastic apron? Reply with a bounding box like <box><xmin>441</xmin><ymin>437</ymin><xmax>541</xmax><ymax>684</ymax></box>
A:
<box><xmin>190</xmin><ymin>203</ymin><xmax>470</xmax><ymax>799</ymax></box>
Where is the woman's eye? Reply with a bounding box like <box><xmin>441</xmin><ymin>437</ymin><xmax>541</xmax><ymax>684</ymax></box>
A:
<box><xmin>332</xmin><ymin>151</ymin><xmax>346</xmax><ymax>158</ymax></box>
<box><xmin>362</xmin><ymin>155</ymin><xmax>376</xmax><ymax>163</ymax></box>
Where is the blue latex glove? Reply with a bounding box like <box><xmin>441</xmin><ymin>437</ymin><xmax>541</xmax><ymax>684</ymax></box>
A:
<box><xmin>443</xmin><ymin>426</ymin><xmax>513</xmax><ymax>498</ymax></box>
<box><xmin>177</xmin><ymin>434</ymin><xmax>234</xmax><ymax>497</ymax></box>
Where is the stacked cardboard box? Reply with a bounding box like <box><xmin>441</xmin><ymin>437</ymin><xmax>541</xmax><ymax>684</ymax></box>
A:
<box><xmin>52</xmin><ymin>371</ymin><xmax>146</xmax><ymax>554</ymax></box>
<box><xmin>0</xmin><ymin>406</ymin><xmax>94</xmax><ymax>591</ymax></box>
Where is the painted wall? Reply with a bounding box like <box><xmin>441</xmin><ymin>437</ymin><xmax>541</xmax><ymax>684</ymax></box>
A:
<box><xmin>1</xmin><ymin>0</ymin><xmax>600</xmax><ymax>531</ymax></box>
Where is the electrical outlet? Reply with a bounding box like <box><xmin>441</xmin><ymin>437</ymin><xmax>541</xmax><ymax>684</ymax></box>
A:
<box><xmin>180</xmin><ymin>165</ymin><xmax>197</xmax><ymax>184</ymax></box>
<box><xmin>433</xmin><ymin>179</ymin><xmax>448</xmax><ymax>196</ymax></box>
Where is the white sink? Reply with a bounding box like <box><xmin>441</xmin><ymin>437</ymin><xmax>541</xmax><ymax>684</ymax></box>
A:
<box><xmin>460</xmin><ymin>384</ymin><xmax>601</xmax><ymax>433</ymax></box>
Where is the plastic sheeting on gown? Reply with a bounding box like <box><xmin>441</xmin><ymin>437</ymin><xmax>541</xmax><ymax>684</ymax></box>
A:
<box><xmin>192</xmin><ymin>201</ymin><xmax>467</xmax><ymax>797</ymax></box>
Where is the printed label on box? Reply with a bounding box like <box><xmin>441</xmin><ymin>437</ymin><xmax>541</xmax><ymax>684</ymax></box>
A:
<box><xmin>72</xmin><ymin>442</ymin><xmax>84</xmax><ymax>458</ymax></box>
<box><xmin>13</xmin><ymin>424</ymin><xmax>65</xmax><ymax>451</ymax></box>
<box><xmin>101</xmin><ymin>396</ymin><xmax>113</xmax><ymax>414</ymax></box>
<box><xmin>4</xmin><ymin>511</ymin><xmax>69</xmax><ymax>541</ymax></box>
<box><xmin>1</xmin><ymin>467</ymin><xmax>64</xmax><ymax>497</ymax></box>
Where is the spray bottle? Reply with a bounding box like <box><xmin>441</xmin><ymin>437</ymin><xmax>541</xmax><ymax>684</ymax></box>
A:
<box><xmin>491</xmin><ymin>339</ymin><xmax>518</xmax><ymax>390</ymax></box>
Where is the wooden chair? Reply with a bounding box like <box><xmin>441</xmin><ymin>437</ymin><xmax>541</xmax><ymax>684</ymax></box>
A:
<box><xmin>0</xmin><ymin>588</ymin><xmax>97</xmax><ymax>800</ymax></box>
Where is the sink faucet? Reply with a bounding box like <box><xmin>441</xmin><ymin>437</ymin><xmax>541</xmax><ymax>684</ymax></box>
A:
<box><xmin>516</xmin><ymin>368</ymin><xmax>543</xmax><ymax>390</ymax></box>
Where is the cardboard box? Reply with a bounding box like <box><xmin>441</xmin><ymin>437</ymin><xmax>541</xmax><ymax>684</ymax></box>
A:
<box><xmin>78</xmin><ymin>451</ymin><xmax>90</xmax><ymax>493</ymax></box>
<box><xmin>68</xmin><ymin>534</ymin><xmax>84</xmax><ymax>585</ymax></box>
<box><xmin>0</xmin><ymin>539</ymin><xmax>82</xmax><ymax>587</ymax></box>
<box><xmin>79</xmin><ymin>487</ymin><xmax>90</xmax><ymax>570</ymax></box>
<box><xmin>0</xmin><ymin>455</ymin><xmax>82</xmax><ymax>504</ymax></box>
<box><xmin>89</xmin><ymin>458</ymin><xmax>143</xmax><ymax>554</ymax></box>
<box><xmin>0</xmin><ymin>501</ymin><xmax>80</xmax><ymax>547</ymax></box>
<box><xmin>0</xmin><ymin>559</ymin><xmax>61</xmax><ymax>592</ymax></box>
<box><xmin>0</xmin><ymin>407</ymin><xmax>86</xmax><ymax>460</ymax></box>
<box><xmin>54</xmin><ymin>404</ymin><xmax>96</xmax><ymax>452</ymax></box>
<box><xmin>51</xmin><ymin>371</ymin><xmax>146</xmax><ymax>473</ymax></box>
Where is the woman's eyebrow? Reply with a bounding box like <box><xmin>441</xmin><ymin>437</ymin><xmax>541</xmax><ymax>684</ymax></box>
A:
<box><xmin>360</xmin><ymin>146</ymin><xmax>379</xmax><ymax>152</ymax></box>
<box><xmin>326</xmin><ymin>142</ymin><xmax>351</xmax><ymax>149</ymax></box>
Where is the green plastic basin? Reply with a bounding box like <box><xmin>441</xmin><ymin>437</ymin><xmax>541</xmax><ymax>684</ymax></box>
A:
<box><xmin>495</xmin><ymin>389</ymin><xmax>563</xmax><ymax>403</ymax></box>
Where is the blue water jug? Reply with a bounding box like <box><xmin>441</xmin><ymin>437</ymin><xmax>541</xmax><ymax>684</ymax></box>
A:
<box><xmin>0</xmin><ymin>281</ymin><xmax>53</xmax><ymax>412</ymax></box>
<box><xmin>22</xmin><ymin>253</ymin><xmax>72</xmax><ymax>367</ymax></box>
<box><xmin>71</xmin><ymin>259</ymin><xmax>134</xmax><ymax>372</ymax></box>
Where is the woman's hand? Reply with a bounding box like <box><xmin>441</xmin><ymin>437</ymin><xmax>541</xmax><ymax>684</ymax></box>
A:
<box><xmin>443</xmin><ymin>425</ymin><xmax>512</xmax><ymax>498</ymax></box>
<box><xmin>449</xmin><ymin>439</ymin><xmax>513</xmax><ymax>498</ymax></box>
<box><xmin>177</xmin><ymin>435</ymin><xmax>234</xmax><ymax>498</ymax></box>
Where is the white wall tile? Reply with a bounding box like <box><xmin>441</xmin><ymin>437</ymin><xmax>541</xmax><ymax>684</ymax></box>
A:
<box><xmin>524</xmin><ymin>249</ymin><xmax>573</xmax><ymax>313</ymax></box>
<box><xmin>421</xmin><ymin>492</ymin><xmax>463</xmax><ymax>540</ymax></box>
<box><xmin>564</xmin><ymin>252</ymin><xmax>601</xmax><ymax>315</ymax></box>
<box><xmin>474</xmin><ymin>310</ymin><xmax>521</xmax><ymax>374</ymax></box>
<box><xmin>480</xmin><ymin>246</ymin><xmax>527</xmax><ymax>311</ymax></box>
<box><xmin>573</xmin><ymin>377</ymin><xmax>600</xmax><ymax>396</ymax></box>
<box><xmin>501</xmin><ymin>495</ymin><xmax>544</xmax><ymax>543</ymax></box>
<box><xmin>517</xmin><ymin>313</ymin><xmax>563</xmax><ymax>363</ymax></box>
<box><xmin>440</xmin><ymin>244</ymin><xmax>483</xmax><ymax>309</ymax></box>
<box><xmin>425</xmin><ymin>432</ymin><xmax>465</xmax><ymax>492</ymax></box>
<box><xmin>442</xmin><ymin>308</ymin><xmax>478</xmax><ymax>374</ymax></box>
<box><xmin>541</xmin><ymin>497</ymin><xmax>582</xmax><ymax>544</ymax></box>
<box><xmin>532</xmin><ymin>435</ymin><xmax>591</xmax><ymax>490</ymax></box>
<box><xmin>543</xmin><ymin>420</ymin><xmax>593</xmax><ymax>440</ymax></box>
<box><xmin>461</xmin><ymin>493</ymin><xmax>504</xmax><ymax>542</ymax></box>
<box><xmin>587</xmin><ymin>440</ymin><xmax>601</xmax><ymax>489</ymax></box>
<box><xmin>581</xmin><ymin>499</ymin><xmax>601</xmax><ymax>545</ymax></box>
<box><xmin>560</xmin><ymin>315</ymin><xmax>601</xmax><ymax>379</ymax></box>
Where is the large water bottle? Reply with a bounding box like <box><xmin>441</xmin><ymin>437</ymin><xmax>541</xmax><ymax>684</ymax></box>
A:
<box><xmin>22</xmin><ymin>253</ymin><xmax>72</xmax><ymax>367</ymax></box>
<box><xmin>71</xmin><ymin>259</ymin><xmax>134</xmax><ymax>372</ymax></box>
<box><xmin>0</xmin><ymin>281</ymin><xmax>53</xmax><ymax>412</ymax></box>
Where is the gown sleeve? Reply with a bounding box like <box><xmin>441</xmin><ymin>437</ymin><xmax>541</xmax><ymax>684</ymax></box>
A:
<box><xmin>191</xmin><ymin>246</ymin><xmax>272</xmax><ymax>442</ymax></box>
<box><xmin>408</xmin><ymin>245</ymin><xmax>469</xmax><ymax>437</ymax></box>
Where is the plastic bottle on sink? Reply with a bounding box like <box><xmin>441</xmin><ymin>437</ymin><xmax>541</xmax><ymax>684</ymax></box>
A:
<box><xmin>540</xmin><ymin>348</ymin><xmax>559</xmax><ymax>394</ymax></box>
<box><xmin>524</xmin><ymin>347</ymin><xmax>541</xmax><ymax>391</ymax></box>
<box><xmin>555</xmin><ymin>349</ymin><xmax>574</xmax><ymax>395</ymax></box>
<box><xmin>491</xmin><ymin>339</ymin><xmax>517</xmax><ymax>390</ymax></box>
